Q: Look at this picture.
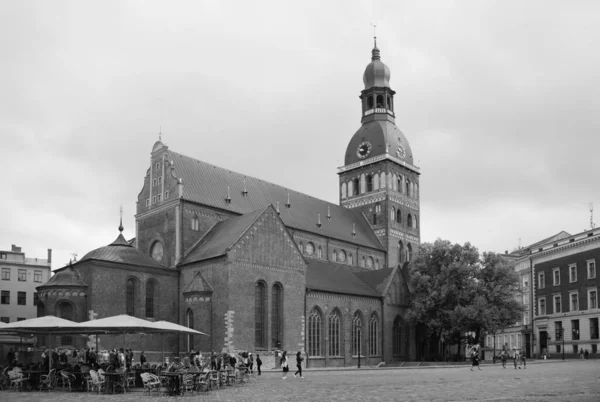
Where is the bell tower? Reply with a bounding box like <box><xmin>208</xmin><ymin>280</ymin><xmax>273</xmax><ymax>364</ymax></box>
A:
<box><xmin>338</xmin><ymin>39</ymin><xmax>421</xmax><ymax>269</ymax></box>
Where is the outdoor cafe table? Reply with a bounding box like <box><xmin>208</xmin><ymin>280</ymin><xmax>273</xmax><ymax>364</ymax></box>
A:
<box><xmin>22</xmin><ymin>370</ymin><xmax>43</xmax><ymax>391</ymax></box>
<box><xmin>134</xmin><ymin>367</ymin><xmax>156</xmax><ymax>388</ymax></box>
<box><xmin>103</xmin><ymin>372</ymin><xmax>126</xmax><ymax>394</ymax></box>
<box><xmin>161</xmin><ymin>372</ymin><xmax>185</xmax><ymax>396</ymax></box>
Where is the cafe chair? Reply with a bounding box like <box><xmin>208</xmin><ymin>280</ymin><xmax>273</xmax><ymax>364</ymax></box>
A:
<box><xmin>8</xmin><ymin>370</ymin><xmax>29</xmax><ymax>391</ymax></box>
<box><xmin>126</xmin><ymin>369</ymin><xmax>136</xmax><ymax>388</ymax></box>
<box><xmin>60</xmin><ymin>370</ymin><xmax>76</xmax><ymax>391</ymax></box>
<box><xmin>39</xmin><ymin>368</ymin><xmax>56</xmax><ymax>391</ymax></box>
<box><xmin>141</xmin><ymin>373</ymin><xmax>161</xmax><ymax>396</ymax></box>
<box><xmin>88</xmin><ymin>370</ymin><xmax>105</xmax><ymax>394</ymax></box>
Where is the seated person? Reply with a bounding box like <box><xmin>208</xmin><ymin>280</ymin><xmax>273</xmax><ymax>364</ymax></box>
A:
<box><xmin>167</xmin><ymin>357</ymin><xmax>182</xmax><ymax>372</ymax></box>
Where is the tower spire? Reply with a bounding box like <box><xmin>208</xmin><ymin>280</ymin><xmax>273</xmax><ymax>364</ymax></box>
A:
<box><xmin>371</xmin><ymin>23</ymin><xmax>380</xmax><ymax>60</ymax></box>
<box><xmin>159</xmin><ymin>126</ymin><xmax>162</xmax><ymax>142</ymax></box>
<box><xmin>118</xmin><ymin>205</ymin><xmax>124</xmax><ymax>233</ymax></box>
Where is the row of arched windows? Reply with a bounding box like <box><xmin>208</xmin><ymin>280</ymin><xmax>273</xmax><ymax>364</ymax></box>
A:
<box><xmin>372</xmin><ymin>203</ymin><xmax>418</xmax><ymax>230</ymax></box>
<box><xmin>255</xmin><ymin>281</ymin><xmax>284</xmax><ymax>349</ymax></box>
<box><xmin>298</xmin><ymin>240</ymin><xmax>381</xmax><ymax>269</ymax></box>
<box><xmin>307</xmin><ymin>307</ymin><xmax>380</xmax><ymax>357</ymax></box>
<box><xmin>364</xmin><ymin>93</ymin><xmax>393</xmax><ymax>112</ymax></box>
<box><xmin>126</xmin><ymin>277</ymin><xmax>159</xmax><ymax>319</ymax></box>
<box><xmin>340</xmin><ymin>172</ymin><xmax>418</xmax><ymax>200</ymax></box>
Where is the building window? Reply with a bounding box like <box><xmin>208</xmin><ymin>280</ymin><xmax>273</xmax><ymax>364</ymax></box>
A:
<box><xmin>369</xmin><ymin>315</ymin><xmax>379</xmax><ymax>356</ymax></box>
<box><xmin>588</xmin><ymin>260</ymin><xmax>596</xmax><ymax>279</ymax></box>
<box><xmin>158</xmin><ymin>176</ymin><xmax>162</xmax><ymax>184</ymax></box>
<box><xmin>590</xmin><ymin>318</ymin><xmax>599</xmax><ymax>340</ymax></box>
<box><xmin>393</xmin><ymin>316</ymin><xmax>402</xmax><ymax>357</ymax></box>
<box><xmin>191</xmin><ymin>215</ymin><xmax>199</xmax><ymax>231</ymax></box>
<box><xmin>570</xmin><ymin>292</ymin><xmax>579</xmax><ymax>311</ymax></box>
<box><xmin>538</xmin><ymin>272</ymin><xmax>545</xmax><ymax>289</ymax></box>
<box><xmin>569</xmin><ymin>264</ymin><xmax>577</xmax><ymax>283</ymax></box>
<box><xmin>366</xmin><ymin>174</ymin><xmax>373</xmax><ymax>192</ymax></box>
<box><xmin>390</xmin><ymin>207</ymin><xmax>395</xmax><ymax>222</ymax></box>
<box><xmin>375</xmin><ymin>203</ymin><xmax>381</xmax><ymax>213</ymax></box>
<box><xmin>271</xmin><ymin>283</ymin><xmax>283</xmax><ymax>350</ymax></box>
<box><xmin>366</xmin><ymin>256</ymin><xmax>374</xmax><ymax>268</ymax></box>
<box><xmin>524</xmin><ymin>311</ymin><xmax>530</xmax><ymax>325</ymax></box>
<box><xmin>352</xmin><ymin>178</ymin><xmax>359</xmax><ymax>196</ymax></box>
<box><xmin>152</xmin><ymin>196</ymin><xmax>157</xmax><ymax>204</ymax></box>
<box><xmin>538</xmin><ymin>298</ymin><xmax>546</xmax><ymax>315</ymax></box>
<box><xmin>0</xmin><ymin>317</ymin><xmax>8</xmax><ymax>323</ymax></box>
<box><xmin>153</xmin><ymin>178</ymin><xmax>157</xmax><ymax>186</ymax></box>
<box><xmin>352</xmin><ymin>313</ymin><xmax>362</xmax><ymax>356</ymax></box>
<box><xmin>317</xmin><ymin>246</ymin><xmax>322</xmax><ymax>259</ymax></box>
<box><xmin>34</xmin><ymin>270</ymin><xmax>42</xmax><ymax>283</ymax></box>
<box><xmin>146</xmin><ymin>280</ymin><xmax>157</xmax><ymax>318</ymax></box>
<box><xmin>146</xmin><ymin>199</ymin><xmax>150</xmax><ymax>207</ymax></box>
<box><xmin>305</xmin><ymin>243</ymin><xmax>315</xmax><ymax>256</ymax></box>
<box><xmin>341</xmin><ymin>182</ymin><xmax>347</xmax><ymax>199</ymax></box>
<box><xmin>407</xmin><ymin>214</ymin><xmax>413</xmax><ymax>229</ymax></box>
<box><xmin>375</xmin><ymin>259</ymin><xmax>380</xmax><ymax>269</ymax></box>
<box><xmin>348</xmin><ymin>254</ymin><xmax>353</xmax><ymax>265</ymax></box>
<box><xmin>1</xmin><ymin>268</ymin><xmax>9</xmax><ymax>280</ymax></box>
<box><xmin>588</xmin><ymin>289</ymin><xmax>598</xmax><ymax>309</ymax></box>
<box><xmin>17</xmin><ymin>291</ymin><xmax>26</xmax><ymax>306</ymax></box>
<box><xmin>57</xmin><ymin>301</ymin><xmax>73</xmax><ymax>345</ymax></box>
<box><xmin>332</xmin><ymin>250</ymin><xmax>337</xmax><ymax>262</ymax></box>
<box><xmin>407</xmin><ymin>244</ymin><xmax>413</xmax><ymax>261</ymax></box>
<box><xmin>187</xmin><ymin>309</ymin><xmax>194</xmax><ymax>351</ymax></box>
<box><xmin>329</xmin><ymin>310</ymin><xmax>341</xmax><ymax>356</ymax></box>
<box><xmin>553</xmin><ymin>295</ymin><xmax>561</xmax><ymax>313</ymax></box>
<box><xmin>572</xmin><ymin>319</ymin><xmax>580</xmax><ymax>340</ymax></box>
<box><xmin>307</xmin><ymin>308</ymin><xmax>322</xmax><ymax>357</ymax></box>
<box><xmin>361</xmin><ymin>256</ymin><xmax>366</xmax><ymax>267</ymax></box>
<box><xmin>165</xmin><ymin>190</ymin><xmax>170</xmax><ymax>199</ymax></box>
<box><xmin>18</xmin><ymin>269</ymin><xmax>26</xmax><ymax>282</ymax></box>
<box><xmin>156</xmin><ymin>163</ymin><xmax>160</xmax><ymax>170</ymax></box>
<box><xmin>33</xmin><ymin>292</ymin><xmax>38</xmax><ymax>306</ymax></box>
<box><xmin>338</xmin><ymin>250</ymin><xmax>346</xmax><ymax>263</ymax></box>
<box><xmin>255</xmin><ymin>281</ymin><xmax>267</xmax><ymax>348</ymax></box>
<box><xmin>157</xmin><ymin>194</ymin><xmax>162</xmax><ymax>202</ymax></box>
<box><xmin>298</xmin><ymin>242</ymin><xmax>304</xmax><ymax>253</ymax></box>
<box><xmin>510</xmin><ymin>334</ymin><xmax>515</xmax><ymax>349</ymax></box>
<box><xmin>398</xmin><ymin>241</ymin><xmax>404</xmax><ymax>264</ymax></box>
<box><xmin>1</xmin><ymin>291</ymin><xmax>9</xmax><ymax>304</ymax></box>
<box><xmin>126</xmin><ymin>278</ymin><xmax>137</xmax><ymax>316</ymax></box>
<box><xmin>553</xmin><ymin>268</ymin><xmax>560</xmax><ymax>286</ymax></box>
<box><xmin>523</xmin><ymin>275</ymin><xmax>529</xmax><ymax>289</ymax></box>
<box><xmin>555</xmin><ymin>321</ymin><xmax>563</xmax><ymax>341</ymax></box>
<box><xmin>396</xmin><ymin>209</ymin><xmax>401</xmax><ymax>224</ymax></box>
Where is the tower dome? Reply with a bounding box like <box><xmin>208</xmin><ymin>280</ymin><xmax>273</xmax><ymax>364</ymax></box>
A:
<box><xmin>362</xmin><ymin>41</ymin><xmax>391</xmax><ymax>89</ymax></box>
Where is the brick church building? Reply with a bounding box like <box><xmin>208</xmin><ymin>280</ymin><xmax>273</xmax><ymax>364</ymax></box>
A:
<box><xmin>37</xmin><ymin>41</ymin><xmax>421</xmax><ymax>366</ymax></box>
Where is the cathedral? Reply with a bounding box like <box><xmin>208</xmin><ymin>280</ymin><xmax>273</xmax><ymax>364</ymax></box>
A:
<box><xmin>36</xmin><ymin>41</ymin><xmax>421</xmax><ymax>367</ymax></box>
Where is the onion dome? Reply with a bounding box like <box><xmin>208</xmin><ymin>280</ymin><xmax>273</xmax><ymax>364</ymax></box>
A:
<box><xmin>363</xmin><ymin>39</ymin><xmax>391</xmax><ymax>89</ymax></box>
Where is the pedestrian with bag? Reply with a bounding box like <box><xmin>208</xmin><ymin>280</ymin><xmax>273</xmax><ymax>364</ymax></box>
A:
<box><xmin>280</xmin><ymin>350</ymin><xmax>289</xmax><ymax>379</ymax></box>
<box><xmin>294</xmin><ymin>351</ymin><xmax>304</xmax><ymax>379</ymax></box>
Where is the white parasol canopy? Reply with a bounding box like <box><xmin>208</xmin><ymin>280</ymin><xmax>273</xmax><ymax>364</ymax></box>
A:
<box><xmin>0</xmin><ymin>315</ymin><xmax>78</xmax><ymax>334</ymax></box>
<box><xmin>151</xmin><ymin>320</ymin><xmax>207</xmax><ymax>336</ymax></box>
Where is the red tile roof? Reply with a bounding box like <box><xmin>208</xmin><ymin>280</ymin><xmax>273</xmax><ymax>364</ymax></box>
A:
<box><xmin>306</xmin><ymin>260</ymin><xmax>382</xmax><ymax>298</ymax></box>
<box><xmin>166</xmin><ymin>150</ymin><xmax>385</xmax><ymax>251</ymax></box>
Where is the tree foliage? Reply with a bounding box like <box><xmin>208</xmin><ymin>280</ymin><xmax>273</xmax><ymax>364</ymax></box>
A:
<box><xmin>406</xmin><ymin>239</ymin><xmax>524</xmax><ymax>352</ymax></box>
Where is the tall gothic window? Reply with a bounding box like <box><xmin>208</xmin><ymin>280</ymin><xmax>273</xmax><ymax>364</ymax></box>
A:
<box><xmin>308</xmin><ymin>308</ymin><xmax>322</xmax><ymax>356</ymax></box>
<box><xmin>391</xmin><ymin>207</ymin><xmax>396</xmax><ymax>221</ymax></box>
<box><xmin>328</xmin><ymin>310</ymin><xmax>341</xmax><ymax>356</ymax></box>
<box><xmin>380</xmin><ymin>172</ymin><xmax>386</xmax><ymax>189</ymax></box>
<box><xmin>366</xmin><ymin>174</ymin><xmax>373</xmax><ymax>192</ymax></box>
<box><xmin>393</xmin><ymin>316</ymin><xmax>402</xmax><ymax>356</ymax></box>
<box><xmin>407</xmin><ymin>214</ymin><xmax>413</xmax><ymax>229</ymax></box>
<box><xmin>407</xmin><ymin>243</ymin><xmax>413</xmax><ymax>262</ymax></box>
<box><xmin>369</xmin><ymin>314</ymin><xmax>379</xmax><ymax>355</ymax></box>
<box><xmin>317</xmin><ymin>246</ymin><xmax>322</xmax><ymax>258</ymax></box>
<box><xmin>126</xmin><ymin>278</ymin><xmax>138</xmax><ymax>316</ymax></box>
<box><xmin>349</xmin><ymin>254</ymin><xmax>353</xmax><ymax>265</ymax></box>
<box><xmin>271</xmin><ymin>283</ymin><xmax>283</xmax><ymax>350</ymax></box>
<box><xmin>376</xmin><ymin>95</ymin><xmax>384</xmax><ymax>108</ymax></box>
<box><xmin>396</xmin><ymin>209</ymin><xmax>402</xmax><ymax>224</ymax></box>
<box><xmin>353</xmin><ymin>312</ymin><xmax>363</xmax><ymax>356</ymax></box>
<box><xmin>187</xmin><ymin>309</ymin><xmax>194</xmax><ymax>351</ymax></box>
<box><xmin>255</xmin><ymin>281</ymin><xmax>267</xmax><ymax>348</ymax></box>
<box><xmin>58</xmin><ymin>301</ymin><xmax>74</xmax><ymax>346</ymax></box>
<box><xmin>146</xmin><ymin>279</ymin><xmax>157</xmax><ymax>318</ymax></box>
<box><xmin>398</xmin><ymin>241</ymin><xmax>404</xmax><ymax>264</ymax></box>
<box><xmin>353</xmin><ymin>178</ymin><xmax>359</xmax><ymax>196</ymax></box>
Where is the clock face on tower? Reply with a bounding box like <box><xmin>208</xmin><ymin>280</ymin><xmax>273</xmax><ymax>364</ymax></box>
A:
<box><xmin>356</xmin><ymin>141</ymin><xmax>372</xmax><ymax>159</ymax></box>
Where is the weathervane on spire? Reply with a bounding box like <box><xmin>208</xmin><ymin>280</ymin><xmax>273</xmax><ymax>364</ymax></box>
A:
<box><xmin>119</xmin><ymin>204</ymin><xmax>124</xmax><ymax>233</ymax></box>
<box><xmin>372</xmin><ymin>23</ymin><xmax>377</xmax><ymax>48</ymax></box>
<box><xmin>159</xmin><ymin>126</ymin><xmax>162</xmax><ymax>142</ymax></box>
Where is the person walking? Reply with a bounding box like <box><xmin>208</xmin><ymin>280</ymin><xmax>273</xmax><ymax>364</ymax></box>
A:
<box><xmin>499</xmin><ymin>347</ymin><xmax>508</xmax><ymax>369</ymax></box>
<box><xmin>294</xmin><ymin>351</ymin><xmax>304</xmax><ymax>379</ymax></box>
<box><xmin>580</xmin><ymin>348</ymin><xmax>584</xmax><ymax>360</ymax></box>
<box><xmin>469</xmin><ymin>345</ymin><xmax>481</xmax><ymax>371</ymax></box>
<box><xmin>256</xmin><ymin>354</ymin><xmax>262</xmax><ymax>375</ymax></box>
<box><xmin>210</xmin><ymin>351</ymin><xmax>217</xmax><ymax>370</ymax></box>
<box><xmin>280</xmin><ymin>351</ymin><xmax>289</xmax><ymax>379</ymax></box>
<box><xmin>140</xmin><ymin>351</ymin><xmax>147</xmax><ymax>366</ymax></box>
<box><xmin>248</xmin><ymin>352</ymin><xmax>254</xmax><ymax>373</ymax></box>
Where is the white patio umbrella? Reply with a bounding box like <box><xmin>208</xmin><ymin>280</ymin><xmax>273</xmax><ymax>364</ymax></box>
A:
<box><xmin>151</xmin><ymin>320</ymin><xmax>207</xmax><ymax>363</ymax></box>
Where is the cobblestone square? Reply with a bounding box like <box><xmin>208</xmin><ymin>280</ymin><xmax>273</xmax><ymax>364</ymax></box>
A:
<box><xmin>3</xmin><ymin>361</ymin><xmax>600</xmax><ymax>401</ymax></box>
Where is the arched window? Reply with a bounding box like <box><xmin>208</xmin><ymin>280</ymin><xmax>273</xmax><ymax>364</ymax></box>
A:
<box><xmin>57</xmin><ymin>301</ymin><xmax>74</xmax><ymax>345</ymax></box>
<box><xmin>367</xmin><ymin>96</ymin><xmax>374</xmax><ymax>109</ymax></box>
<box><xmin>126</xmin><ymin>278</ymin><xmax>138</xmax><ymax>316</ymax></box>
<box><xmin>373</xmin><ymin>175</ymin><xmax>379</xmax><ymax>191</ymax></box>
<box><xmin>339</xmin><ymin>250</ymin><xmax>347</xmax><ymax>263</ymax></box>
<box><xmin>348</xmin><ymin>254</ymin><xmax>353</xmax><ymax>265</ymax></box>
<box><xmin>341</xmin><ymin>182</ymin><xmax>347</xmax><ymax>199</ymax></box>
<box><xmin>348</xmin><ymin>180</ymin><xmax>353</xmax><ymax>197</ymax></box>
<box><xmin>187</xmin><ymin>309</ymin><xmax>194</xmax><ymax>351</ymax></box>
<box><xmin>380</xmin><ymin>172</ymin><xmax>386</xmax><ymax>189</ymax></box>
<box><xmin>375</xmin><ymin>259</ymin><xmax>380</xmax><ymax>269</ymax></box>
<box><xmin>146</xmin><ymin>279</ymin><xmax>157</xmax><ymax>318</ymax></box>
<box><xmin>255</xmin><ymin>281</ymin><xmax>267</xmax><ymax>348</ymax></box>
<box><xmin>191</xmin><ymin>214</ymin><xmax>199</xmax><ymax>231</ymax></box>
<box><xmin>375</xmin><ymin>204</ymin><xmax>382</xmax><ymax>213</ymax></box>
<box><xmin>405</xmin><ymin>179</ymin><xmax>409</xmax><ymax>195</ymax></box>
<box><xmin>366</xmin><ymin>256</ymin><xmax>374</xmax><ymax>268</ymax></box>
<box><xmin>387</xmin><ymin>96</ymin><xmax>392</xmax><ymax>110</ymax></box>
<box><xmin>413</xmin><ymin>215</ymin><xmax>418</xmax><ymax>229</ymax></box>
<box><xmin>271</xmin><ymin>283</ymin><xmax>283</xmax><ymax>350</ymax></box>
<box><xmin>366</xmin><ymin>174</ymin><xmax>373</xmax><ymax>192</ymax></box>
<box><xmin>398</xmin><ymin>241</ymin><xmax>404</xmax><ymax>264</ymax></box>
<box><xmin>396</xmin><ymin>209</ymin><xmax>402</xmax><ymax>224</ymax></box>
<box><xmin>392</xmin><ymin>174</ymin><xmax>397</xmax><ymax>191</ymax></box>
<box><xmin>308</xmin><ymin>308</ymin><xmax>322</xmax><ymax>356</ymax></box>
<box><xmin>376</xmin><ymin>95</ymin><xmax>384</xmax><ymax>108</ymax></box>
<box><xmin>352</xmin><ymin>312</ymin><xmax>363</xmax><ymax>356</ymax></box>
<box><xmin>353</xmin><ymin>178</ymin><xmax>359</xmax><ymax>196</ymax></box>
<box><xmin>407</xmin><ymin>214</ymin><xmax>413</xmax><ymax>229</ymax></box>
<box><xmin>391</xmin><ymin>207</ymin><xmax>396</xmax><ymax>221</ymax></box>
<box><xmin>332</xmin><ymin>250</ymin><xmax>337</xmax><ymax>262</ymax></box>
<box><xmin>369</xmin><ymin>314</ymin><xmax>379</xmax><ymax>356</ymax></box>
<box><xmin>317</xmin><ymin>246</ymin><xmax>323</xmax><ymax>259</ymax></box>
<box><xmin>361</xmin><ymin>256</ymin><xmax>366</xmax><ymax>267</ymax></box>
<box><xmin>407</xmin><ymin>243</ymin><xmax>413</xmax><ymax>262</ymax></box>
<box><xmin>360</xmin><ymin>174</ymin><xmax>366</xmax><ymax>194</ymax></box>
<box><xmin>298</xmin><ymin>242</ymin><xmax>304</xmax><ymax>253</ymax></box>
<box><xmin>393</xmin><ymin>316</ymin><xmax>402</xmax><ymax>356</ymax></box>
<box><xmin>397</xmin><ymin>176</ymin><xmax>402</xmax><ymax>192</ymax></box>
<box><xmin>328</xmin><ymin>310</ymin><xmax>341</xmax><ymax>356</ymax></box>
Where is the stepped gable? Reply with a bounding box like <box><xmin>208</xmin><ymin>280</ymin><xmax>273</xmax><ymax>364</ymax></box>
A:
<box><xmin>37</xmin><ymin>263</ymin><xmax>88</xmax><ymax>289</ymax></box>
<box><xmin>166</xmin><ymin>150</ymin><xmax>385</xmax><ymax>251</ymax></box>
<box><xmin>306</xmin><ymin>260</ymin><xmax>381</xmax><ymax>298</ymax></box>
<box><xmin>78</xmin><ymin>233</ymin><xmax>164</xmax><ymax>268</ymax></box>
<box><xmin>181</xmin><ymin>208</ymin><xmax>266</xmax><ymax>264</ymax></box>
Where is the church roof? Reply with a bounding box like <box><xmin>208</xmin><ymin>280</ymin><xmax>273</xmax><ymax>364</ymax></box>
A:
<box><xmin>344</xmin><ymin>120</ymin><xmax>415</xmax><ymax>166</ymax></box>
<box><xmin>79</xmin><ymin>233</ymin><xmax>164</xmax><ymax>268</ymax></box>
<box><xmin>182</xmin><ymin>271</ymin><xmax>213</xmax><ymax>294</ymax></box>
<box><xmin>37</xmin><ymin>264</ymin><xmax>88</xmax><ymax>289</ymax></box>
<box><xmin>181</xmin><ymin>208</ymin><xmax>266</xmax><ymax>264</ymax></box>
<box><xmin>353</xmin><ymin>267</ymin><xmax>394</xmax><ymax>294</ymax></box>
<box><xmin>306</xmin><ymin>260</ymin><xmax>382</xmax><ymax>298</ymax></box>
<box><xmin>166</xmin><ymin>150</ymin><xmax>385</xmax><ymax>251</ymax></box>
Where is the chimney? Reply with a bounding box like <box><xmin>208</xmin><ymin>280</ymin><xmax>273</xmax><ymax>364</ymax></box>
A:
<box><xmin>11</xmin><ymin>244</ymin><xmax>21</xmax><ymax>252</ymax></box>
<box><xmin>48</xmin><ymin>248</ymin><xmax>52</xmax><ymax>264</ymax></box>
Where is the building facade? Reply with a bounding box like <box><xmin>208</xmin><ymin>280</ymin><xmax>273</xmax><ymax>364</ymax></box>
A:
<box><xmin>37</xmin><ymin>42</ymin><xmax>422</xmax><ymax>366</ymax></box>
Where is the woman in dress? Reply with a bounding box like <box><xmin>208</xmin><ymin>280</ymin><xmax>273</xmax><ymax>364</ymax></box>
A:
<box><xmin>280</xmin><ymin>351</ymin><xmax>289</xmax><ymax>379</ymax></box>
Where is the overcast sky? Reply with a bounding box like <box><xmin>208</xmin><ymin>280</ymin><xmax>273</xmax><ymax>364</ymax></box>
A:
<box><xmin>2</xmin><ymin>0</ymin><xmax>599</xmax><ymax>270</ymax></box>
